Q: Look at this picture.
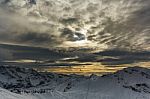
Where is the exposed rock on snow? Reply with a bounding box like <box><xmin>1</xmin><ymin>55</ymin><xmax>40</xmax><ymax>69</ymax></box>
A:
<box><xmin>0</xmin><ymin>66</ymin><xmax>150</xmax><ymax>99</ymax></box>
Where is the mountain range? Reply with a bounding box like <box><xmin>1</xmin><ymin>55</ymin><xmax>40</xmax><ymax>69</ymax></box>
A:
<box><xmin>0</xmin><ymin>66</ymin><xmax>150</xmax><ymax>99</ymax></box>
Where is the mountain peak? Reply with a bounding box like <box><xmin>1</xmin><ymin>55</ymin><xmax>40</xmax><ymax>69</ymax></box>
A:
<box><xmin>115</xmin><ymin>66</ymin><xmax>150</xmax><ymax>76</ymax></box>
<box><xmin>0</xmin><ymin>66</ymin><xmax>150</xmax><ymax>99</ymax></box>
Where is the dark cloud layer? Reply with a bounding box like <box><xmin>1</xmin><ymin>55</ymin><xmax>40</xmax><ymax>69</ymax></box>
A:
<box><xmin>0</xmin><ymin>44</ymin><xmax>69</xmax><ymax>61</ymax></box>
<box><xmin>96</xmin><ymin>51</ymin><xmax>150</xmax><ymax>65</ymax></box>
<box><xmin>0</xmin><ymin>48</ymin><xmax>12</xmax><ymax>61</ymax></box>
<box><xmin>64</xmin><ymin>50</ymin><xmax>150</xmax><ymax>65</ymax></box>
<box><xmin>0</xmin><ymin>43</ymin><xmax>149</xmax><ymax>69</ymax></box>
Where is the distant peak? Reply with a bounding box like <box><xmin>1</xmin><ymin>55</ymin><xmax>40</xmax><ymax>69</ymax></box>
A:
<box><xmin>123</xmin><ymin>66</ymin><xmax>150</xmax><ymax>72</ymax></box>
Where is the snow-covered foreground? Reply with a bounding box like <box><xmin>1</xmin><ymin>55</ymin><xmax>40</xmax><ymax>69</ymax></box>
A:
<box><xmin>0</xmin><ymin>87</ymin><xmax>37</xmax><ymax>99</ymax></box>
<box><xmin>0</xmin><ymin>66</ymin><xmax>150</xmax><ymax>99</ymax></box>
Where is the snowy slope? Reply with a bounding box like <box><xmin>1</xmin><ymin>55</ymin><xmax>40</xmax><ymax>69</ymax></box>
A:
<box><xmin>65</xmin><ymin>67</ymin><xmax>150</xmax><ymax>99</ymax></box>
<box><xmin>0</xmin><ymin>66</ymin><xmax>86</xmax><ymax>94</ymax></box>
<box><xmin>0</xmin><ymin>87</ymin><xmax>36</xmax><ymax>99</ymax></box>
<box><xmin>0</xmin><ymin>66</ymin><xmax>150</xmax><ymax>99</ymax></box>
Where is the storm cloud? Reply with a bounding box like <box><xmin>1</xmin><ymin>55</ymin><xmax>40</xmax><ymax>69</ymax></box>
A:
<box><xmin>0</xmin><ymin>48</ymin><xmax>12</xmax><ymax>61</ymax></box>
<box><xmin>0</xmin><ymin>0</ymin><xmax>150</xmax><ymax>51</ymax></box>
<box><xmin>0</xmin><ymin>7</ymin><xmax>60</xmax><ymax>47</ymax></box>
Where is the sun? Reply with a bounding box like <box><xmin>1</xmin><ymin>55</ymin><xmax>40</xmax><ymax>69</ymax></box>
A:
<box><xmin>58</xmin><ymin>26</ymin><xmax>108</xmax><ymax>51</ymax></box>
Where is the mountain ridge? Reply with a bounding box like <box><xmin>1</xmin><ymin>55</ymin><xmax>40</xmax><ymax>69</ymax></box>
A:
<box><xmin>0</xmin><ymin>66</ymin><xmax>150</xmax><ymax>99</ymax></box>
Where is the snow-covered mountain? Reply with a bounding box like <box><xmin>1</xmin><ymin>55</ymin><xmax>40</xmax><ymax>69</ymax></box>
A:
<box><xmin>0</xmin><ymin>66</ymin><xmax>150</xmax><ymax>99</ymax></box>
<box><xmin>68</xmin><ymin>67</ymin><xmax>150</xmax><ymax>99</ymax></box>
<box><xmin>0</xmin><ymin>66</ymin><xmax>86</xmax><ymax>94</ymax></box>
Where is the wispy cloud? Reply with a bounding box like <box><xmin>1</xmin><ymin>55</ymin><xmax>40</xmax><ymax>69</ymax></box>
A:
<box><xmin>0</xmin><ymin>8</ymin><xmax>60</xmax><ymax>47</ymax></box>
<box><xmin>0</xmin><ymin>0</ymin><xmax>150</xmax><ymax>51</ymax></box>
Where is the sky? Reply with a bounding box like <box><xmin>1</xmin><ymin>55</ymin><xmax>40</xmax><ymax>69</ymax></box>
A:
<box><xmin>0</xmin><ymin>0</ymin><xmax>150</xmax><ymax>75</ymax></box>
